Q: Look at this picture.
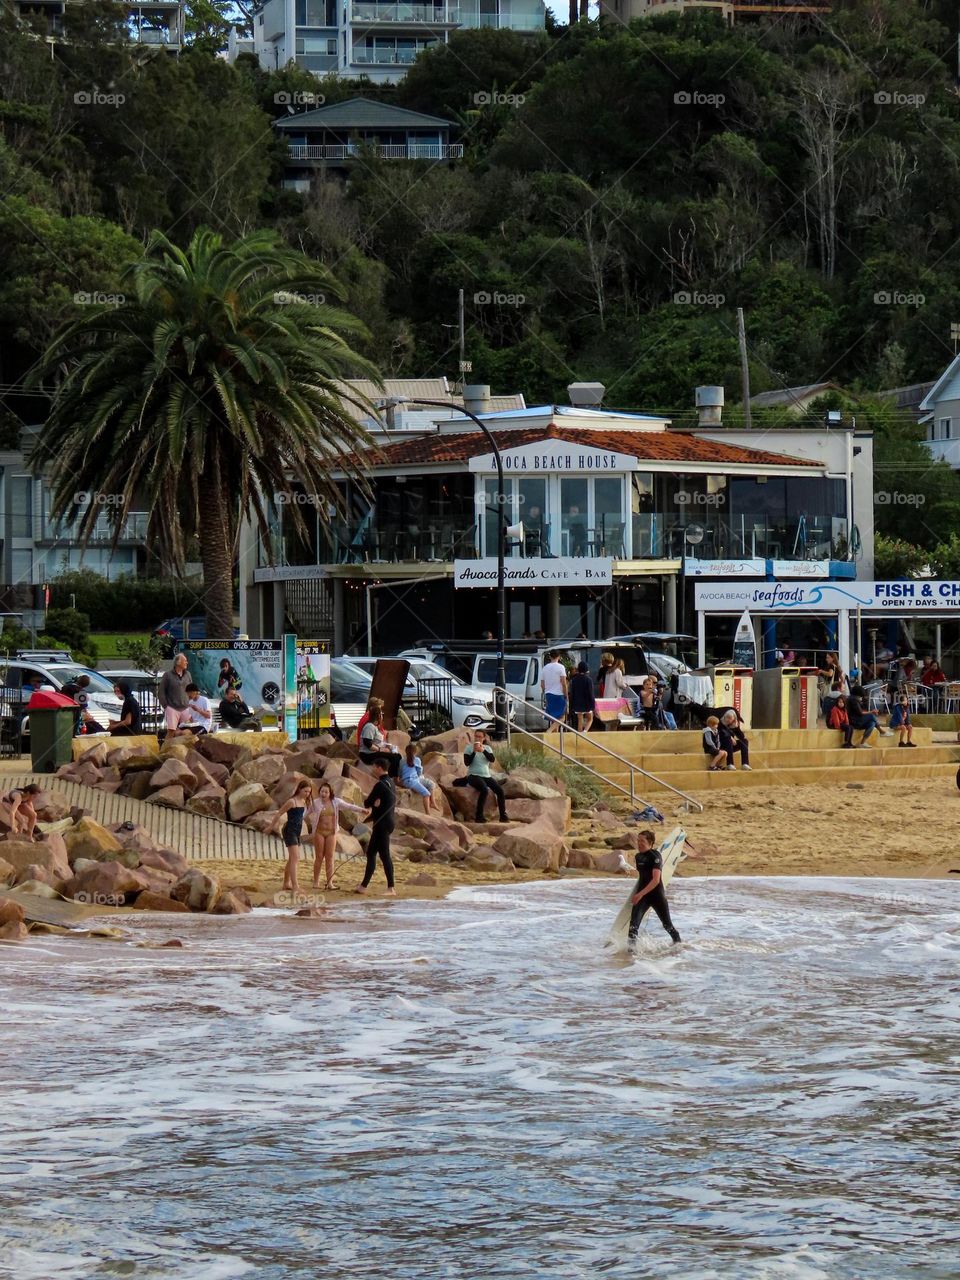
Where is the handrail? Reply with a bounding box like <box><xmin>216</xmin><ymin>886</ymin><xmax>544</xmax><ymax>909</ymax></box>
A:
<box><xmin>494</xmin><ymin>688</ymin><xmax>704</xmax><ymax>813</ymax></box>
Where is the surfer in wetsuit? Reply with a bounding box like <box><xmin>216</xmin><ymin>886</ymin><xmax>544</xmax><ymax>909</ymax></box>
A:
<box><xmin>628</xmin><ymin>829</ymin><xmax>681</xmax><ymax>949</ymax></box>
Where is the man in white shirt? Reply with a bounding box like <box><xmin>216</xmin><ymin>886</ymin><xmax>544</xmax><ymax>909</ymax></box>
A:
<box><xmin>540</xmin><ymin>651</ymin><xmax>568</xmax><ymax>733</ymax></box>
<box><xmin>171</xmin><ymin>683</ymin><xmax>212</xmax><ymax>736</ymax></box>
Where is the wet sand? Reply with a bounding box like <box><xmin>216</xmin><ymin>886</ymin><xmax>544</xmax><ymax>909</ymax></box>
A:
<box><xmin>192</xmin><ymin>776</ymin><xmax>960</xmax><ymax>902</ymax></box>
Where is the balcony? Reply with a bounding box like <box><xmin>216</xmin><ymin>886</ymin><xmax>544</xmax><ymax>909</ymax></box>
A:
<box><xmin>287</xmin><ymin>141</ymin><xmax>463</xmax><ymax>160</ymax></box>
<box><xmin>352</xmin><ymin>2</ymin><xmax>461</xmax><ymax>23</ymax></box>
<box><xmin>924</xmin><ymin>437</ymin><xmax>960</xmax><ymax>470</ymax></box>
<box><xmin>40</xmin><ymin>512</ymin><xmax>150</xmax><ymax>546</ymax></box>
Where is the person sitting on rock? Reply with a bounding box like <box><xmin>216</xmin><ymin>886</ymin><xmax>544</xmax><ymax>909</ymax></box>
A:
<box><xmin>358</xmin><ymin>706</ymin><xmax>401</xmax><ymax>778</ymax></box>
<box><xmin>1</xmin><ymin>783</ymin><xmax>42</xmax><ymax>840</ymax></box>
<box><xmin>219</xmin><ymin>686</ymin><xmax>261</xmax><ymax>732</ymax></box>
<box><xmin>399</xmin><ymin>743</ymin><xmax>439</xmax><ymax>814</ymax></box>
<box><xmin>452</xmin><ymin>730</ymin><xmax>508</xmax><ymax>823</ymax></box>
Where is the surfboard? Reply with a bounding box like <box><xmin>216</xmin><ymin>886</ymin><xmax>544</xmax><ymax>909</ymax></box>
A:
<box><xmin>732</xmin><ymin>608</ymin><xmax>756</xmax><ymax>669</ymax></box>
<box><xmin>606</xmin><ymin>825</ymin><xmax>686</xmax><ymax>952</ymax></box>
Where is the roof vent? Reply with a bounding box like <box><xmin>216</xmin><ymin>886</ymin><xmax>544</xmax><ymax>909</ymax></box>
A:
<box><xmin>568</xmin><ymin>382</ymin><xmax>605</xmax><ymax>407</ymax></box>
<box><xmin>463</xmin><ymin>384</ymin><xmax>490</xmax><ymax>415</ymax></box>
<box><xmin>695</xmin><ymin>385</ymin><xmax>724</xmax><ymax>427</ymax></box>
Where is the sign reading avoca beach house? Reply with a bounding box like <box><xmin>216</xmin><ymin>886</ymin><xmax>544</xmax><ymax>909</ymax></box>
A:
<box><xmin>454</xmin><ymin>557</ymin><xmax>614</xmax><ymax>588</ymax></box>
<box><xmin>468</xmin><ymin>442</ymin><xmax>639</xmax><ymax>474</ymax></box>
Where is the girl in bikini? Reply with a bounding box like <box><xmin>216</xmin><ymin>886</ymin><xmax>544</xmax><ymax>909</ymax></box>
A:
<box><xmin>309</xmin><ymin>782</ymin><xmax>365</xmax><ymax>891</ymax></box>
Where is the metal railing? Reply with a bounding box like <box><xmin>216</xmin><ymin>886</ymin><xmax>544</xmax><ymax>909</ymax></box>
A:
<box><xmin>288</xmin><ymin>142</ymin><xmax>463</xmax><ymax>160</ymax></box>
<box><xmin>415</xmin><ymin>675</ymin><xmax>454</xmax><ymax>728</ymax></box>
<box><xmin>495</xmin><ymin>687</ymin><xmax>704</xmax><ymax>813</ymax></box>
<box><xmin>353</xmin><ymin>3</ymin><xmax>461</xmax><ymax>21</ymax></box>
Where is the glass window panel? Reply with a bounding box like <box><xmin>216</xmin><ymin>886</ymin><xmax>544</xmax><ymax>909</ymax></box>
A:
<box><xmin>483</xmin><ymin>478</ymin><xmax>511</xmax><ymax>557</ymax></box>
<box><xmin>516</xmin><ymin>476</ymin><xmax>546</xmax><ymax>555</ymax></box>
<box><xmin>593</xmin><ymin>476</ymin><xmax>623</xmax><ymax>555</ymax></box>
<box><xmin>9</xmin><ymin>477</ymin><xmax>33</xmax><ymax>538</ymax></box>
<box><xmin>560</xmin><ymin>477</ymin><xmax>588</xmax><ymax>556</ymax></box>
<box><xmin>11</xmin><ymin>549</ymin><xmax>32</xmax><ymax>583</ymax></box>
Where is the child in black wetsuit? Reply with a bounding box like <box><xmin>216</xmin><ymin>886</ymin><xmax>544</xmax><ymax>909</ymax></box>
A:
<box><xmin>269</xmin><ymin>780</ymin><xmax>314</xmax><ymax>893</ymax></box>
<box><xmin>628</xmin><ymin>829</ymin><xmax>681</xmax><ymax>949</ymax></box>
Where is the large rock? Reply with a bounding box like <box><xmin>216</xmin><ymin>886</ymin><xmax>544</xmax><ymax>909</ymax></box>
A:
<box><xmin>67</xmin><ymin>860</ymin><xmax>151</xmax><ymax>904</ymax></box>
<box><xmin>0</xmin><ymin>856</ymin><xmax>14</xmax><ymax>886</ymax></box>
<box><xmin>146</xmin><ymin>785</ymin><xmax>186</xmax><ymax>810</ymax></box>
<box><xmin>132</xmin><ymin>891</ymin><xmax>190</xmax><ymax>913</ymax></box>
<box><xmin>107</xmin><ymin>744</ymin><xmax>162</xmax><ymax>772</ymax></box>
<box><xmin>236</xmin><ymin>754</ymin><xmax>286</xmax><ymax>788</ymax></box>
<box><xmin>283</xmin><ymin>748</ymin><xmax>324</xmax><ymax>778</ymax></box>
<box><xmin>149</xmin><ymin>758</ymin><xmax>198</xmax><ymax>794</ymax></box>
<box><xmin>135</xmin><ymin>866</ymin><xmax>178</xmax><ymax>895</ymax></box>
<box><xmin>329</xmin><ymin>776</ymin><xmax>364</xmax><ymax>807</ymax></box>
<box><xmin>270</xmin><ymin>772</ymin><xmax>313</xmax><ymax>808</ymax></box>
<box><xmin>2</xmin><ymin>836</ymin><xmax>72</xmax><ymax>882</ymax></box>
<box><xmin>0</xmin><ymin>920</ymin><xmax>28</xmax><ymax>941</ymax></box>
<box><xmin>344</xmin><ymin>763</ymin><xmax>377</xmax><ymax>787</ymax></box>
<box><xmin>171</xmin><ymin>868</ymin><xmax>221</xmax><ymax>912</ymax></box>
<box><xmin>0</xmin><ymin>896</ymin><xmax>26</xmax><ymax>925</ymax></box>
<box><xmin>186</xmin><ymin>785</ymin><xmax>227</xmax><ymax>820</ymax></box>
<box><xmin>511</xmin><ymin>765</ymin><xmax>567</xmax><ymax>795</ymax></box>
<box><xmin>593</xmin><ymin>850</ymin><xmax>631</xmax><ymax>873</ymax></box>
<box><xmin>393</xmin><ymin>806</ymin><xmax>471</xmax><ymax>849</ymax></box>
<box><xmin>493</xmin><ymin>824</ymin><xmax>563</xmax><ymax>872</ymax></box>
<box><xmin>13</xmin><ymin>862</ymin><xmax>67</xmax><ymax>890</ymax></box>
<box><xmin>335</xmin><ymin>831</ymin><xmax>363</xmax><ymax>858</ymax></box>
<box><xmin>15</xmin><ymin>880</ymin><xmax>60</xmax><ymax>899</ymax></box>
<box><xmin>385</xmin><ymin>729</ymin><xmax>411</xmax><ymax>752</ymax></box>
<box><xmin>196</xmin><ymin>736</ymin><xmax>245</xmax><ymax>768</ymax></box>
<box><xmin>565</xmin><ymin>848</ymin><xmax>597</xmax><ymax>870</ymax></box>
<box><xmin>504</xmin><ymin>795</ymin><xmax>572</xmax><ymax>834</ymax></box>
<box><xmin>210</xmin><ymin>888</ymin><xmax>252</xmax><ymax>915</ymax></box>
<box><xmin>159</xmin><ymin>740</ymin><xmax>191</xmax><ymax>762</ymax></box>
<box><xmin>464</xmin><ymin>848</ymin><xmax>514</xmax><ymax>873</ymax></box>
<box><xmin>324</xmin><ymin>740</ymin><xmax>359</xmax><ymax>761</ymax></box>
<box><xmin>33</xmin><ymin>791</ymin><xmax>72</xmax><ymax>824</ymax></box>
<box><xmin>228</xmin><ymin>783</ymin><xmax>273</xmax><ymax>821</ymax></box>
<box><xmin>77</xmin><ymin>741</ymin><xmax>109</xmax><ymax>767</ymax></box>
<box><xmin>118</xmin><ymin>770</ymin><xmax>156</xmax><ymax>801</ymax></box>
<box><xmin>321</xmin><ymin>761</ymin><xmax>346</xmax><ymax>784</ymax></box>
<box><xmin>63</xmin><ymin>818</ymin><xmax>124</xmax><ymax>864</ymax></box>
<box><xmin>501</xmin><ymin>776</ymin><xmax>563</xmax><ymax>801</ymax></box>
<box><xmin>241</xmin><ymin>812</ymin><xmax>280</xmax><ymax>834</ymax></box>
<box><xmin>416</xmin><ymin>727</ymin><xmax>470</xmax><ymax>757</ymax></box>
<box><xmin>184</xmin><ymin>751</ymin><xmax>228</xmax><ymax>788</ymax></box>
<box><xmin>106</xmin><ymin>823</ymin><xmax>160</xmax><ymax>856</ymax></box>
<box><xmin>138</xmin><ymin>847</ymin><xmax>189</xmax><ymax>877</ymax></box>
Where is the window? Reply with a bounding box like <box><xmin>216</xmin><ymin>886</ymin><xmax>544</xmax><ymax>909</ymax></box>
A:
<box><xmin>938</xmin><ymin>417</ymin><xmax>952</xmax><ymax>441</ymax></box>
<box><xmin>11</xmin><ymin>549</ymin><xmax>33</xmax><ymax>583</ymax></box>
<box><xmin>560</xmin><ymin>477</ymin><xmax>588</xmax><ymax>556</ymax></box>
<box><xmin>9</xmin><ymin>476</ymin><xmax>33</xmax><ymax>538</ymax></box>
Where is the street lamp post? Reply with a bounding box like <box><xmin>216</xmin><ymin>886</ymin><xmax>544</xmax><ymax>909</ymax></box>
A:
<box><xmin>378</xmin><ymin>396</ymin><xmax>509</xmax><ymax>738</ymax></box>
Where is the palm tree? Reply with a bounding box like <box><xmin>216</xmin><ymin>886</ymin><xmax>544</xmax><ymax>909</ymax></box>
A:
<box><xmin>30</xmin><ymin>227</ymin><xmax>381</xmax><ymax>637</ymax></box>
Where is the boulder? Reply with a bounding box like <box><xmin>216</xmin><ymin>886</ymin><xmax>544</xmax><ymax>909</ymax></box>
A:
<box><xmin>136</xmin><ymin>866</ymin><xmax>178</xmax><ymax>895</ymax></box>
<box><xmin>592</xmin><ymin>850</ymin><xmax>631</xmax><ymax>873</ymax></box>
<box><xmin>236</xmin><ymin>754</ymin><xmax>286</xmax><ymax>788</ymax></box>
<box><xmin>196</xmin><ymin>736</ymin><xmax>245</xmax><ymax>768</ymax></box>
<box><xmin>118</xmin><ymin>770</ymin><xmax>156</xmax><ymax>801</ymax></box>
<box><xmin>0</xmin><ymin>920</ymin><xmax>28</xmax><ymax>941</ymax></box>
<box><xmin>511</xmin><ymin>765</ymin><xmax>567</xmax><ymax>795</ymax></box>
<box><xmin>184</xmin><ymin>750</ymin><xmax>229</xmax><ymax>788</ymax></box>
<box><xmin>13</xmin><ymin>862</ymin><xmax>67</xmax><ymax>890</ymax></box>
<box><xmin>564</xmin><ymin>848</ymin><xmax>597</xmax><ymax>870</ymax></box>
<box><xmin>320</xmin><ymin>761</ymin><xmax>346</xmax><ymax>783</ymax></box>
<box><xmin>328</xmin><ymin>776</ymin><xmax>365</xmax><ymax>807</ymax></box>
<box><xmin>107</xmin><ymin>744</ymin><xmax>162</xmax><ymax>772</ymax></box>
<box><xmin>408</xmin><ymin>872</ymin><xmax>438</xmax><ymax>887</ymax></box>
<box><xmin>504</xmin><ymin>795</ymin><xmax>572</xmax><ymax>834</ymax></box>
<box><xmin>33</xmin><ymin>791</ymin><xmax>72</xmax><ymax>823</ymax></box>
<box><xmin>159</xmin><ymin>740</ymin><xmax>191</xmax><ymax>761</ymax></box>
<box><xmin>63</xmin><ymin>818</ymin><xmax>124</xmax><ymax>864</ymax></box>
<box><xmin>393</xmin><ymin>807</ymin><xmax>470</xmax><ymax>848</ymax></box>
<box><xmin>385</xmin><ymin>729</ymin><xmax>411</xmax><ymax>752</ymax></box>
<box><xmin>593</xmin><ymin>809</ymin><xmax>622</xmax><ymax>830</ymax></box>
<box><xmin>106</xmin><ymin>823</ymin><xmax>160</xmax><ymax>856</ymax></box>
<box><xmin>0</xmin><ymin>856</ymin><xmax>13</xmax><ymax>886</ymax></box>
<box><xmin>58</xmin><ymin>761</ymin><xmax>102</xmax><ymax>787</ymax></box>
<box><xmin>270</xmin><ymin>772</ymin><xmax>313</xmax><ymax>808</ymax></box>
<box><xmin>2</xmin><ymin>836</ymin><xmax>72</xmax><ymax>883</ymax></box>
<box><xmin>294</xmin><ymin>905</ymin><xmax>326</xmax><ymax>918</ymax></box>
<box><xmin>241</xmin><ymin>812</ymin><xmax>279</xmax><ymax>834</ymax></box>
<box><xmin>77</xmin><ymin>741</ymin><xmax>109</xmax><ymax>767</ymax></box>
<box><xmin>281</xmin><ymin>749</ymin><xmax>322</xmax><ymax>779</ymax></box>
<box><xmin>138</xmin><ymin>847</ymin><xmax>189</xmax><ymax>877</ymax></box>
<box><xmin>324</xmin><ymin>740</ymin><xmax>359</xmax><ymax>761</ymax></box>
<box><xmin>345</xmin><ymin>763</ymin><xmax>377</xmax><ymax>787</ymax></box>
<box><xmin>0</xmin><ymin>896</ymin><xmax>26</xmax><ymax>925</ymax></box>
<box><xmin>603</xmin><ymin>832</ymin><xmax>638</xmax><ymax>850</ymax></box>
<box><xmin>146</xmin><ymin>785</ymin><xmax>186</xmax><ymax>810</ymax></box>
<box><xmin>464</xmin><ymin>848</ymin><xmax>514</xmax><ymax>873</ymax></box>
<box><xmin>335</xmin><ymin>831</ymin><xmax>363</xmax><ymax>858</ymax></box>
<box><xmin>149</xmin><ymin>758</ymin><xmax>198</xmax><ymax>794</ymax></box>
<box><xmin>66</xmin><ymin>860</ymin><xmax>151</xmax><ymax>904</ymax></box>
<box><xmin>171</xmin><ymin>868</ymin><xmax>221</xmax><ymax>912</ymax></box>
<box><xmin>228</xmin><ymin>783</ymin><xmax>273</xmax><ymax>821</ymax></box>
<box><xmin>500</xmin><ymin>776</ymin><xmax>563</xmax><ymax>801</ymax></box>
<box><xmin>350</xmin><ymin>821</ymin><xmax>371</xmax><ymax>842</ymax></box>
<box><xmin>210</xmin><ymin>888</ymin><xmax>252</xmax><ymax>915</ymax></box>
<box><xmin>416</xmin><ymin>727</ymin><xmax>470</xmax><ymax>756</ymax></box>
<box><xmin>186</xmin><ymin>785</ymin><xmax>227</xmax><ymax>820</ymax></box>
<box><xmin>493</xmin><ymin>824</ymin><xmax>563</xmax><ymax>872</ymax></box>
<box><xmin>14</xmin><ymin>880</ymin><xmax>60</xmax><ymax>899</ymax></box>
<box><xmin>132</xmin><ymin>891</ymin><xmax>190</xmax><ymax>913</ymax></box>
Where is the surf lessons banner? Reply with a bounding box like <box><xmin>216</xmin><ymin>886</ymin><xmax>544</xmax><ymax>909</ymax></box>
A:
<box><xmin>695</xmin><ymin>580</ymin><xmax>960</xmax><ymax>613</ymax></box>
<box><xmin>178</xmin><ymin>640</ymin><xmax>283</xmax><ymax>711</ymax></box>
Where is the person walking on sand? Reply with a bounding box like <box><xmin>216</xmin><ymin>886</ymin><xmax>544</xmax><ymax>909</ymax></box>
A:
<box><xmin>269</xmin><ymin>780</ymin><xmax>315</xmax><ymax>894</ymax></box>
<box><xmin>890</xmin><ymin>694</ymin><xmax>917</xmax><ymax>747</ymax></box>
<box><xmin>702</xmin><ymin>716</ymin><xmax>727</xmax><ymax>771</ymax></box>
<box><xmin>452</xmin><ymin>730</ymin><xmax>508</xmax><ymax>823</ymax></box>
<box><xmin>356</xmin><ymin>759</ymin><xmax>397</xmax><ymax>896</ymax></box>
<box><xmin>541</xmin><ymin>650</ymin><xmax>568</xmax><ymax>732</ymax></box>
<box><xmin>628</xmin><ymin>829</ymin><xmax>681</xmax><ymax>950</ymax></box>
<box><xmin>309</xmin><ymin>781</ymin><xmax>365</xmax><ymax>891</ymax></box>
<box><xmin>568</xmin><ymin>660</ymin><xmax>595</xmax><ymax>733</ymax></box>
<box><xmin>159</xmin><ymin>653</ymin><xmax>191</xmax><ymax>732</ymax></box>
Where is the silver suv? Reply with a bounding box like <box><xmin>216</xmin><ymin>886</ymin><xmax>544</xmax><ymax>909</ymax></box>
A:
<box><xmin>0</xmin><ymin>658</ymin><xmax>123</xmax><ymax>735</ymax></box>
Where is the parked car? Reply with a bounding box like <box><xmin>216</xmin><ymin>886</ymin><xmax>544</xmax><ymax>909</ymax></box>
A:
<box><xmin>347</xmin><ymin>656</ymin><xmax>501</xmax><ymax>730</ymax></box>
<box><xmin>151</xmin><ymin>616</ymin><xmax>208</xmax><ymax>656</ymax></box>
<box><xmin>0</xmin><ymin>658</ymin><xmax>123</xmax><ymax>742</ymax></box>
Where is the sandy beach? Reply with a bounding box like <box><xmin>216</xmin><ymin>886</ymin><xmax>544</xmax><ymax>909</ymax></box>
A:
<box><xmin>191</xmin><ymin>775</ymin><xmax>960</xmax><ymax>903</ymax></box>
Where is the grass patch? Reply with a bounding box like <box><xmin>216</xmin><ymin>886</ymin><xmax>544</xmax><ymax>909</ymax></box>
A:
<box><xmin>496</xmin><ymin>744</ymin><xmax>604</xmax><ymax>809</ymax></box>
<box><xmin>91</xmin><ymin>633</ymin><xmax>151</xmax><ymax>659</ymax></box>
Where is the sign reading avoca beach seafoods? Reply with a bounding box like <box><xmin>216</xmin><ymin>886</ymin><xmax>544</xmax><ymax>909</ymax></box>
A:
<box><xmin>453</xmin><ymin>557</ymin><xmax>613</xmax><ymax>588</ymax></box>
<box><xmin>695</xmin><ymin>580</ymin><xmax>960</xmax><ymax>613</ymax></box>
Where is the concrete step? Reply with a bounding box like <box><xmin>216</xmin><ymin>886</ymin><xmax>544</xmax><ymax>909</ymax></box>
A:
<box><xmin>555</xmin><ymin>726</ymin><xmax>936</xmax><ymax>759</ymax></box>
<box><xmin>597</xmin><ymin>760</ymin><xmax>960</xmax><ymax>794</ymax></box>
<box><xmin>577</xmin><ymin>744</ymin><xmax>960</xmax><ymax>773</ymax></box>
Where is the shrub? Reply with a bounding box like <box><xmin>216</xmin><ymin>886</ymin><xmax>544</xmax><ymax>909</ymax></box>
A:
<box><xmin>49</xmin><ymin>569</ymin><xmax>198</xmax><ymax>631</ymax></box>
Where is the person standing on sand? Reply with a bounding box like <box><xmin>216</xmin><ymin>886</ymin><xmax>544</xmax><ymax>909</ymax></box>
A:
<box><xmin>628</xmin><ymin>829</ymin><xmax>681</xmax><ymax>950</ymax></box>
<box><xmin>357</xmin><ymin>759</ymin><xmax>397</xmax><ymax>896</ymax></box>
<box><xmin>309</xmin><ymin>781</ymin><xmax>365</xmax><ymax>890</ymax></box>
<box><xmin>269</xmin><ymin>780</ymin><xmax>315</xmax><ymax>894</ymax></box>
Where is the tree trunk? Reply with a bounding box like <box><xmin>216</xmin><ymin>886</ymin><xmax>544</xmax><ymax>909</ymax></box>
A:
<box><xmin>569</xmin><ymin>0</ymin><xmax>577</xmax><ymax>23</ymax></box>
<box><xmin>579</xmin><ymin>0</ymin><xmax>588</xmax><ymax>18</ymax></box>
<box><xmin>198</xmin><ymin>457</ymin><xmax>236</xmax><ymax>640</ymax></box>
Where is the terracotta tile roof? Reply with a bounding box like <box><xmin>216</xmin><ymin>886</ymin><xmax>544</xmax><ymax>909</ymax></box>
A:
<box><xmin>355</xmin><ymin>425</ymin><xmax>820</xmax><ymax>470</ymax></box>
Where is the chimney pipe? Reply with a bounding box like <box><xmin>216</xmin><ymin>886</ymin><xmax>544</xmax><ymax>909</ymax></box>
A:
<box><xmin>567</xmin><ymin>382</ymin><xmax>605</xmax><ymax>408</ymax></box>
<box><xmin>463</xmin><ymin>384</ymin><xmax>490</xmax><ymax>416</ymax></box>
<box><xmin>695</xmin><ymin>385</ymin><xmax>724</xmax><ymax>428</ymax></box>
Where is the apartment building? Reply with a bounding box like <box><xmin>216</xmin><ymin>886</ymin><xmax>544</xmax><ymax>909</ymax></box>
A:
<box><xmin>231</xmin><ymin>0</ymin><xmax>546</xmax><ymax>83</ymax></box>
<box><xmin>599</xmin><ymin>0</ymin><xmax>829</xmax><ymax>26</ymax></box>
<box><xmin>13</xmin><ymin>0</ymin><xmax>185</xmax><ymax>49</ymax></box>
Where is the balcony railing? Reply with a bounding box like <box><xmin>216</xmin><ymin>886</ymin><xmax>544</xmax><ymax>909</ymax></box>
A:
<box><xmin>352</xmin><ymin>2</ymin><xmax>461</xmax><ymax>22</ymax></box>
<box><xmin>40</xmin><ymin>512</ymin><xmax>150</xmax><ymax>545</ymax></box>
<box><xmin>351</xmin><ymin>45</ymin><xmax>428</xmax><ymax>63</ymax></box>
<box><xmin>287</xmin><ymin>141</ymin><xmax>463</xmax><ymax>160</ymax></box>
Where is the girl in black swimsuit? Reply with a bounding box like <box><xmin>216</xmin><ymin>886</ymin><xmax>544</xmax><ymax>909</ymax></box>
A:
<box><xmin>268</xmin><ymin>781</ymin><xmax>314</xmax><ymax>894</ymax></box>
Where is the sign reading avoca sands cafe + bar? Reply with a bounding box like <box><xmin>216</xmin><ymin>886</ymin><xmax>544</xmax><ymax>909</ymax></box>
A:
<box><xmin>454</xmin><ymin>557</ymin><xmax>613</xmax><ymax>588</ymax></box>
<box><xmin>694</xmin><ymin>580</ymin><xmax>960</xmax><ymax>613</ymax></box>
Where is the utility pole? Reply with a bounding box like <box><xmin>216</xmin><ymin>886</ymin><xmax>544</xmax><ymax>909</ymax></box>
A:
<box><xmin>458</xmin><ymin>288</ymin><xmax>465</xmax><ymax>383</ymax></box>
<box><xmin>737</xmin><ymin>306</ymin><xmax>752</xmax><ymax>430</ymax></box>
